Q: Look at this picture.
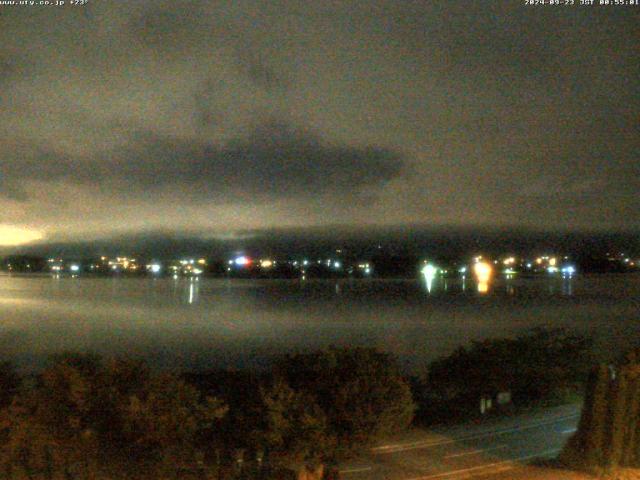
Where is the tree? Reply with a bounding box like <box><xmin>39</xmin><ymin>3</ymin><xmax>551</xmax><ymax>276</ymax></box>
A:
<box><xmin>258</xmin><ymin>379</ymin><xmax>332</xmax><ymax>476</ymax></box>
<box><xmin>425</xmin><ymin>328</ymin><xmax>592</xmax><ymax>418</ymax></box>
<box><xmin>0</xmin><ymin>353</ymin><xmax>101</xmax><ymax>478</ymax></box>
<box><xmin>0</xmin><ymin>353</ymin><xmax>228</xmax><ymax>479</ymax></box>
<box><xmin>276</xmin><ymin>347</ymin><xmax>416</xmax><ymax>457</ymax></box>
<box><xmin>120</xmin><ymin>372</ymin><xmax>227</xmax><ymax>468</ymax></box>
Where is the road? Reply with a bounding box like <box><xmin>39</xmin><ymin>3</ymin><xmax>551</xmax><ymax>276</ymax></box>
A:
<box><xmin>339</xmin><ymin>404</ymin><xmax>581</xmax><ymax>480</ymax></box>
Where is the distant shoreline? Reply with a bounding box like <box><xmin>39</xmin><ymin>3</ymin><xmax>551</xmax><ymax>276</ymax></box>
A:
<box><xmin>1</xmin><ymin>271</ymin><xmax>639</xmax><ymax>280</ymax></box>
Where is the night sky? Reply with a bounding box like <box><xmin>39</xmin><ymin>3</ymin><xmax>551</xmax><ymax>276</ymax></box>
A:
<box><xmin>0</xmin><ymin>1</ymin><xmax>638</xmax><ymax>246</ymax></box>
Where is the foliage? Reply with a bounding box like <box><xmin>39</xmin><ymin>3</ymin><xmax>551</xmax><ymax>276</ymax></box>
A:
<box><xmin>120</xmin><ymin>373</ymin><xmax>227</xmax><ymax>464</ymax></box>
<box><xmin>422</xmin><ymin>328</ymin><xmax>593</xmax><ymax>421</ymax></box>
<box><xmin>258</xmin><ymin>379</ymin><xmax>332</xmax><ymax>469</ymax></box>
<box><xmin>0</xmin><ymin>347</ymin><xmax>418</xmax><ymax>477</ymax></box>
<box><xmin>0</xmin><ymin>354</ymin><xmax>226</xmax><ymax>479</ymax></box>
<box><xmin>430</xmin><ymin>328</ymin><xmax>592</xmax><ymax>401</ymax></box>
<box><xmin>184</xmin><ymin>369</ymin><xmax>264</xmax><ymax>453</ymax></box>
<box><xmin>0</xmin><ymin>353</ymin><xmax>101</xmax><ymax>478</ymax></box>
<box><xmin>275</xmin><ymin>347</ymin><xmax>416</xmax><ymax>456</ymax></box>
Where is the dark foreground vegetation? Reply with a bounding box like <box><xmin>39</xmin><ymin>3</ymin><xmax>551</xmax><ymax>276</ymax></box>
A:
<box><xmin>418</xmin><ymin>328</ymin><xmax>593</xmax><ymax>424</ymax></box>
<box><xmin>0</xmin><ymin>329</ymin><xmax>594</xmax><ymax>479</ymax></box>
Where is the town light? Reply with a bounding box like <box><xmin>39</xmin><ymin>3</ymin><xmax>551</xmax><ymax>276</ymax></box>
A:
<box><xmin>422</xmin><ymin>263</ymin><xmax>438</xmax><ymax>278</ymax></box>
<box><xmin>473</xmin><ymin>261</ymin><xmax>492</xmax><ymax>283</ymax></box>
<box><xmin>235</xmin><ymin>256</ymin><xmax>250</xmax><ymax>266</ymax></box>
<box><xmin>473</xmin><ymin>261</ymin><xmax>492</xmax><ymax>293</ymax></box>
<box><xmin>421</xmin><ymin>263</ymin><xmax>438</xmax><ymax>293</ymax></box>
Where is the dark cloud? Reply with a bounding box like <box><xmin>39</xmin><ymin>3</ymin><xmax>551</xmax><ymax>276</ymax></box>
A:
<box><xmin>108</xmin><ymin>121</ymin><xmax>404</xmax><ymax>201</ymax></box>
<box><xmin>0</xmin><ymin>121</ymin><xmax>404</xmax><ymax>203</ymax></box>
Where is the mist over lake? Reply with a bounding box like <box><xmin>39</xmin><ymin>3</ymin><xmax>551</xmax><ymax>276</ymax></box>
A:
<box><xmin>1</xmin><ymin>274</ymin><xmax>638</xmax><ymax>374</ymax></box>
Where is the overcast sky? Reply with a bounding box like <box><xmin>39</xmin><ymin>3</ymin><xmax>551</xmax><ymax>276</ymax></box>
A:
<box><xmin>0</xmin><ymin>0</ymin><xmax>638</xmax><ymax>245</ymax></box>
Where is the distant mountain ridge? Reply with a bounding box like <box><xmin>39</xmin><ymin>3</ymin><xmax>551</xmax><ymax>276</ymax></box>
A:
<box><xmin>3</xmin><ymin>225</ymin><xmax>638</xmax><ymax>262</ymax></box>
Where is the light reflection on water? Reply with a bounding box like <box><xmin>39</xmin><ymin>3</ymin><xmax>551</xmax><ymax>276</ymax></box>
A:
<box><xmin>420</xmin><ymin>273</ymin><xmax>575</xmax><ymax>297</ymax></box>
<box><xmin>187</xmin><ymin>278</ymin><xmax>199</xmax><ymax>305</ymax></box>
<box><xmin>0</xmin><ymin>274</ymin><xmax>638</xmax><ymax>373</ymax></box>
<box><xmin>562</xmin><ymin>276</ymin><xmax>574</xmax><ymax>296</ymax></box>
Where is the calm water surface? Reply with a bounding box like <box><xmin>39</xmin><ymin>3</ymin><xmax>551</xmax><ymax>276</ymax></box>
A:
<box><xmin>0</xmin><ymin>274</ymin><xmax>638</xmax><ymax>373</ymax></box>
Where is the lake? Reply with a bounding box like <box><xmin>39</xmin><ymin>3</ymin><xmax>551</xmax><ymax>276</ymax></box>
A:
<box><xmin>0</xmin><ymin>273</ymin><xmax>638</xmax><ymax>373</ymax></box>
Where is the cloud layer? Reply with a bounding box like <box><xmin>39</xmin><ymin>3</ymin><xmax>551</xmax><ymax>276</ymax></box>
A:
<box><xmin>0</xmin><ymin>122</ymin><xmax>403</xmax><ymax>203</ymax></box>
<box><xmin>0</xmin><ymin>0</ymin><xmax>638</xmax><ymax>241</ymax></box>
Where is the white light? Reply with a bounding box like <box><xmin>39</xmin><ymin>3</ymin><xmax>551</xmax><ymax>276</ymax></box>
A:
<box><xmin>69</xmin><ymin>264</ymin><xmax>80</xmax><ymax>272</ymax></box>
<box><xmin>458</xmin><ymin>266</ymin><xmax>467</xmax><ymax>274</ymax></box>
<box><xmin>547</xmin><ymin>266</ymin><xmax>559</xmax><ymax>274</ymax></box>
<box><xmin>334</xmin><ymin>261</ymin><xmax>341</xmax><ymax>269</ymax></box>
<box><xmin>422</xmin><ymin>264</ymin><xmax>438</xmax><ymax>277</ymax></box>
<box><xmin>192</xmin><ymin>268</ymin><xmax>203</xmax><ymax>275</ymax></box>
<box><xmin>421</xmin><ymin>263</ymin><xmax>438</xmax><ymax>293</ymax></box>
<box><xmin>561</xmin><ymin>265</ymin><xmax>575</xmax><ymax>275</ymax></box>
<box><xmin>149</xmin><ymin>264</ymin><xmax>162</xmax><ymax>274</ymax></box>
